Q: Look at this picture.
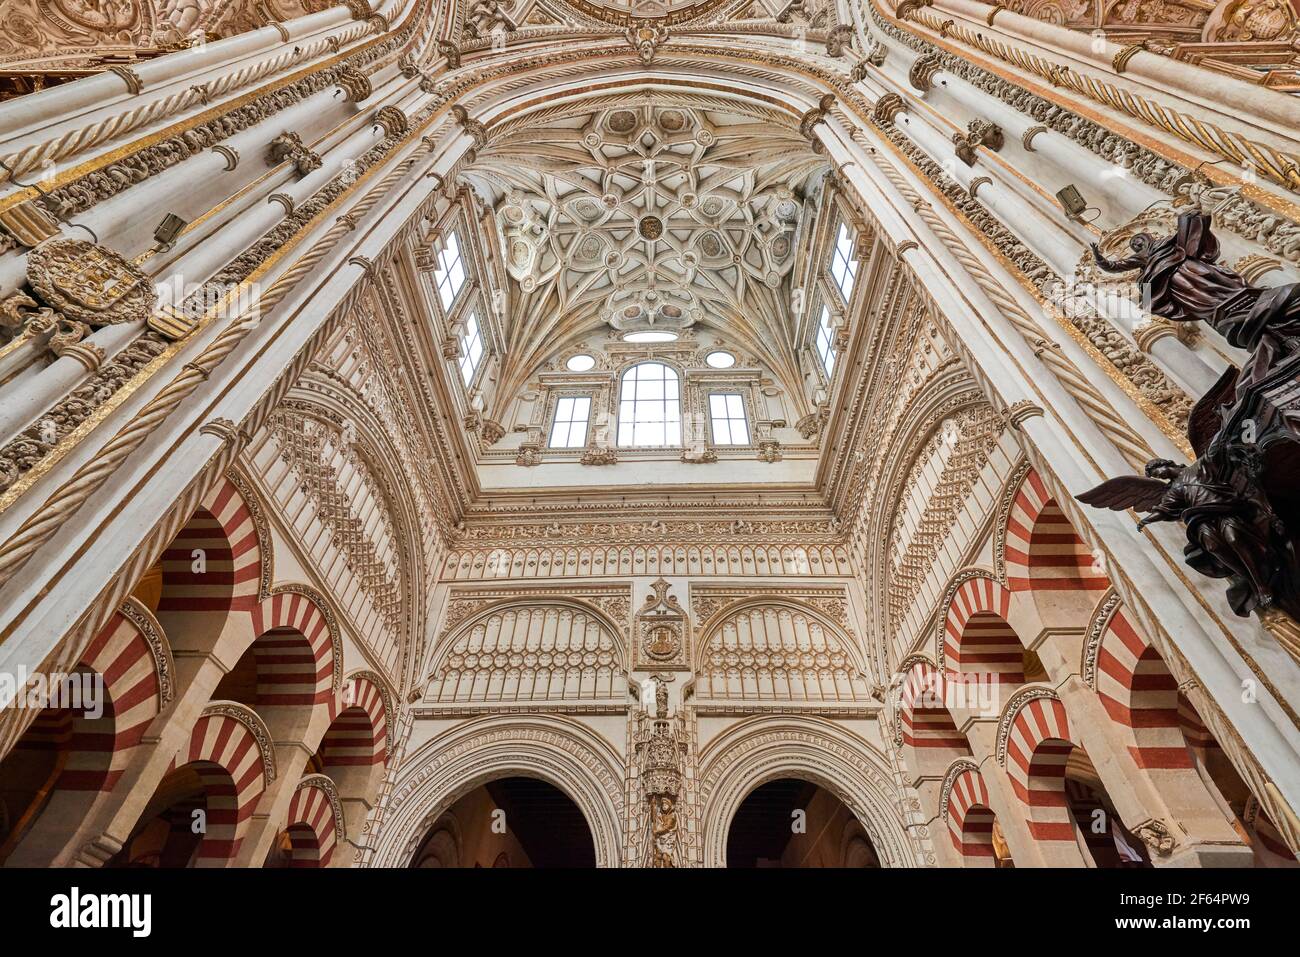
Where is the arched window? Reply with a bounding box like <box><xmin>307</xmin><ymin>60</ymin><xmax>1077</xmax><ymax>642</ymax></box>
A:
<box><xmin>618</xmin><ymin>362</ymin><xmax>681</xmax><ymax>447</ymax></box>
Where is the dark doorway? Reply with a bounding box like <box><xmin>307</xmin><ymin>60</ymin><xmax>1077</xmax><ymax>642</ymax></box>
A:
<box><xmin>727</xmin><ymin>777</ymin><xmax>879</xmax><ymax>868</ymax></box>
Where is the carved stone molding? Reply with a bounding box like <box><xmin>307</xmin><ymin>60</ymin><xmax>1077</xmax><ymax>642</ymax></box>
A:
<box><xmin>201</xmin><ymin>701</ymin><xmax>277</xmax><ymax>785</ymax></box>
<box><xmin>267</xmin><ymin>132</ymin><xmax>321</xmax><ymax>176</ymax></box>
<box><xmin>908</xmin><ymin>53</ymin><xmax>942</xmax><ymax>92</ymax></box>
<box><xmin>117</xmin><ymin>596</ymin><xmax>176</xmax><ymax>707</ymax></box>
<box><xmin>873</xmin><ymin>92</ymin><xmax>906</xmax><ymax>126</ymax></box>
<box><xmin>374</xmin><ymin>106</ymin><xmax>410</xmax><ymax>139</ymax></box>
<box><xmin>1021</xmin><ymin>125</ymin><xmax>1047</xmax><ymax>151</ymax></box>
<box><xmin>211</xmin><ymin>145</ymin><xmax>240</xmax><ymax>171</ymax></box>
<box><xmin>295</xmin><ymin>774</ymin><xmax>348</xmax><ymax>844</ymax></box>
<box><xmin>937</xmin><ymin>759</ymin><xmax>981</xmax><ymax>823</ymax></box>
<box><xmin>1081</xmin><ymin>590</ymin><xmax>1123</xmax><ymax>690</ymax></box>
<box><xmin>995</xmin><ymin>687</ymin><xmax>1061</xmax><ymax>766</ymax></box>
<box><xmin>337</xmin><ymin>66</ymin><xmax>374</xmax><ymax>103</ymax></box>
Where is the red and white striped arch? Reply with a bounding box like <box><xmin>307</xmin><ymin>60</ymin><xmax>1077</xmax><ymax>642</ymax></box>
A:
<box><xmin>248</xmin><ymin>591</ymin><xmax>337</xmax><ymax>707</ymax></box>
<box><xmin>944</xmin><ymin>766</ymin><xmax>997</xmax><ymax>866</ymax></box>
<box><xmin>158</xmin><ymin>478</ymin><xmax>263</xmax><ymax>615</ymax></box>
<box><xmin>283</xmin><ymin>777</ymin><xmax>342</xmax><ymax>867</ymax></box>
<box><xmin>168</xmin><ymin>707</ymin><xmax>271</xmax><ymax>866</ymax></box>
<box><xmin>60</xmin><ymin>603</ymin><xmax>170</xmax><ymax>792</ymax></box>
<box><xmin>1003</xmin><ymin>694</ymin><xmax>1078</xmax><ymax>843</ymax></box>
<box><xmin>1094</xmin><ymin>605</ymin><xmax>1191</xmax><ymax>770</ymax></box>
<box><xmin>899</xmin><ymin>661</ymin><xmax>968</xmax><ymax>754</ymax></box>
<box><xmin>942</xmin><ymin>575</ymin><xmax>1024</xmax><ymax>684</ymax></box>
<box><xmin>320</xmin><ymin>673</ymin><xmax>389</xmax><ymax>768</ymax></box>
<box><xmin>1005</xmin><ymin>468</ymin><xmax>1108</xmax><ymax>593</ymax></box>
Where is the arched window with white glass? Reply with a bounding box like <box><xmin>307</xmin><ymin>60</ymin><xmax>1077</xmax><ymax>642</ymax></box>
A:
<box><xmin>815</xmin><ymin>305</ymin><xmax>836</xmax><ymax>378</ymax></box>
<box><xmin>830</xmin><ymin>222</ymin><xmax>857</xmax><ymax>301</ymax></box>
<box><xmin>432</xmin><ymin>231</ymin><xmax>467</xmax><ymax>310</ymax></box>
<box><xmin>617</xmin><ymin>362</ymin><xmax>681</xmax><ymax>448</ymax></box>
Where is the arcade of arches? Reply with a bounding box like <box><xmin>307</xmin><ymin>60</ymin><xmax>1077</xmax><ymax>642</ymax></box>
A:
<box><xmin>0</xmin><ymin>0</ymin><xmax>1298</xmax><ymax>870</ymax></box>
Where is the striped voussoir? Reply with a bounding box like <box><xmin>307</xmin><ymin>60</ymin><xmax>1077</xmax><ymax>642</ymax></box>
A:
<box><xmin>1004</xmin><ymin>468</ymin><xmax>1108</xmax><ymax>592</ymax></box>
<box><xmin>899</xmin><ymin>661</ymin><xmax>966</xmax><ymax>751</ymax></box>
<box><xmin>944</xmin><ymin>575</ymin><xmax>1023</xmax><ymax>683</ymax></box>
<box><xmin>946</xmin><ymin>766</ymin><xmax>997</xmax><ymax>865</ymax></box>
<box><xmin>1095</xmin><ymin>607</ymin><xmax>1191</xmax><ymax>770</ymax></box>
<box><xmin>321</xmin><ymin>674</ymin><xmax>388</xmax><ymax>766</ymax></box>
<box><xmin>285</xmin><ymin>780</ymin><xmax>341</xmax><ymax>866</ymax></box>
<box><xmin>249</xmin><ymin>592</ymin><xmax>335</xmax><ymax>706</ymax></box>
<box><xmin>168</xmin><ymin>711</ymin><xmax>269</xmax><ymax>865</ymax></box>
<box><xmin>1003</xmin><ymin>694</ymin><xmax>1078</xmax><ymax>842</ymax></box>
<box><xmin>157</xmin><ymin>479</ymin><xmax>262</xmax><ymax>614</ymax></box>
<box><xmin>58</xmin><ymin>609</ymin><xmax>167</xmax><ymax>791</ymax></box>
<box><xmin>10</xmin><ymin>675</ymin><xmax>113</xmax><ymax>794</ymax></box>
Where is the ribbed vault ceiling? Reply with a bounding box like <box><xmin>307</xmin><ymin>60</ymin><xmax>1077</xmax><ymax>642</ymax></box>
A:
<box><xmin>462</xmin><ymin>94</ymin><xmax>831</xmax><ymax>399</ymax></box>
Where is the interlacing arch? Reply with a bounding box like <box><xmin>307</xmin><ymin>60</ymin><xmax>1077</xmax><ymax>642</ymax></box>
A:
<box><xmin>322</xmin><ymin>672</ymin><xmax>391</xmax><ymax>769</ymax></box>
<box><xmin>1090</xmin><ymin>596</ymin><xmax>1192</xmax><ymax>771</ymax></box>
<box><xmin>939</xmin><ymin>571</ymin><xmax>1026</xmax><ymax>684</ymax></box>
<box><xmin>694</xmin><ymin>597</ymin><xmax>873</xmax><ymax>702</ymax></box>
<box><xmin>999</xmin><ymin>691</ymin><xmax>1078</xmax><ymax>844</ymax></box>
<box><xmin>425</xmin><ymin>598</ymin><xmax>629</xmax><ymax>704</ymax></box>
<box><xmin>248</xmin><ymin>589</ymin><xmax>341</xmax><ymax>707</ymax></box>
<box><xmin>897</xmin><ymin>659</ymin><xmax>970</xmax><ymax>779</ymax></box>
<box><xmin>283</xmin><ymin>775</ymin><xmax>345</xmax><ymax>867</ymax></box>
<box><xmin>167</xmin><ymin>703</ymin><xmax>275</xmax><ymax>866</ymax></box>
<box><xmin>941</xmin><ymin>763</ymin><xmax>998</xmax><ymax>866</ymax></box>
<box><xmin>159</xmin><ymin>477</ymin><xmax>264</xmax><ymax>615</ymax></box>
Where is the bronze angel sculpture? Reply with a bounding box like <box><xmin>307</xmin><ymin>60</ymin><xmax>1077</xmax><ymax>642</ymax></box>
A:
<box><xmin>1078</xmin><ymin>209</ymin><xmax>1300</xmax><ymax>621</ymax></box>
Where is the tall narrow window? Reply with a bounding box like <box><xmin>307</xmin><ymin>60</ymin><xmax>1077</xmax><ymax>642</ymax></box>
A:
<box><xmin>433</xmin><ymin>231</ymin><xmax>467</xmax><ymax>310</ymax></box>
<box><xmin>709</xmin><ymin>393</ymin><xmax>749</xmax><ymax>445</ymax></box>
<box><xmin>816</xmin><ymin>305</ymin><xmax>836</xmax><ymax>377</ymax></box>
<box><xmin>830</xmin><ymin>222</ymin><xmax>857</xmax><ymax>301</ymax></box>
<box><xmin>459</xmin><ymin>311</ymin><xmax>483</xmax><ymax>384</ymax></box>
<box><xmin>549</xmin><ymin>396</ymin><xmax>591</xmax><ymax>448</ymax></box>
<box><xmin>618</xmin><ymin>362</ymin><xmax>681</xmax><ymax>447</ymax></box>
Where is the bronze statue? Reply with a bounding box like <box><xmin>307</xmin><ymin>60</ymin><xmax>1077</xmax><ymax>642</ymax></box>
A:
<box><xmin>1091</xmin><ymin>210</ymin><xmax>1300</xmax><ymax>401</ymax></box>
<box><xmin>1080</xmin><ymin>209</ymin><xmax>1300</xmax><ymax>621</ymax></box>
<box><xmin>1078</xmin><ymin>454</ymin><xmax>1292</xmax><ymax>618</ymax></box>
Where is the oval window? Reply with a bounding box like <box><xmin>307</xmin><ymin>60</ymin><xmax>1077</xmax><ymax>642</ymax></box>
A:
<box><xmin>621</xmin><ymin>330</ymin><xmax>681</xmax><ymax>343</ymax></box>
<box><xmin>705</xmin><ymin>351</ymin><xmax>735</xmax><ymax>369</ymax></box>
<box><xmin>566</xmin><ymin>353</ymin><xmax>596</xmax><ymax>372</ymax></box>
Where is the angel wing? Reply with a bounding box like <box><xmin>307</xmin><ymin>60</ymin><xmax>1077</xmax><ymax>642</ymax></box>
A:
<box><xmin>1075</xmin><ymin>476</ymin><xmax>1169</xmax><ymax>513</ymax></box>
<box><xmin>1187</xmin><ymin>364</ymin><xmax>1238</xmax><ymax>458</ymax></box>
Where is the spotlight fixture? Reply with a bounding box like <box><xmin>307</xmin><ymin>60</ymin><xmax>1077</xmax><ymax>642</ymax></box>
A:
<box><xmin>154</xmin><ymin>212</ymin><xmax>187</xmax><ymax>246</ymax></box>
<box><xmin>1055</xmin><ymin>185</ymin><xmax>1087</xmax><ymax>219</ymax></box>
